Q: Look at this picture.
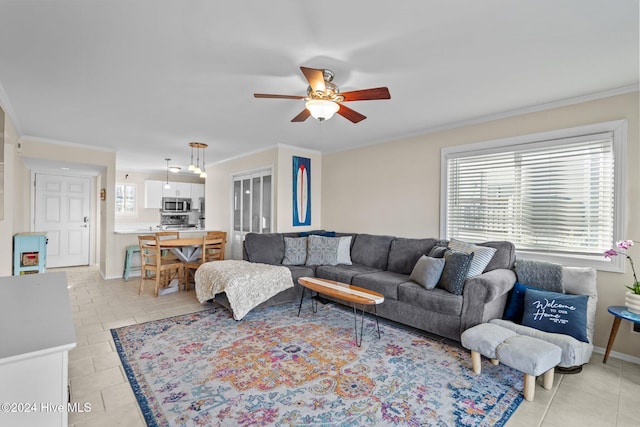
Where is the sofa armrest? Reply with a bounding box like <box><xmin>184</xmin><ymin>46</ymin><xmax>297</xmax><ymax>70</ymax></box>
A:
<box><xmin>464</xmin><ymin>268</ymin><xmax>516</xmax><ymax>304</ymax></box>
<box><xmin>460</xmin><ymin>268</ymin><xmax>516</xmax><ymax>334</ymax></box>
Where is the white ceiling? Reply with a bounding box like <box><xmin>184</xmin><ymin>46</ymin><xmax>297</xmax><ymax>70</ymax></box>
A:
<box><xmin>0</xmin><ymin>0</ymin><xmax>638</xmax><ymax>174</ymax></box>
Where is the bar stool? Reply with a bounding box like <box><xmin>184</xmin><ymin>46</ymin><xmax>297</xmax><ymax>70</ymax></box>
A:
<box><xmin>123</xmin><ymin>244</ymin><xmax>141</xmax><ymax>281</ymax></box>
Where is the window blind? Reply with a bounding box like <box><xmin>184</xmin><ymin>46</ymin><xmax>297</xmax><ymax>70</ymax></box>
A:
<box><xmin>446</xmin><ymin>132</ymin><xmax>614</xmax><ymax>257</ymax></box>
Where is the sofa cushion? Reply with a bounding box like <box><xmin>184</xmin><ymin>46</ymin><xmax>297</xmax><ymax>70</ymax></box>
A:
<box><xmin>350</xmin><ymin>234</ymin><xmax>395</xmax><ymax>270</ymax></box>
<box><xmin>244</xmin><ymin>233</ymin><xmax>285</xmax><ymax>264</ymax></box>
<box><xmin>351</xmin><ymin>271</ymin><xmax>410</xmax><ymax>301</ymax></box>
<box><xmin>479</xmin><ymin>241</ymin><xmax>516</xmax><ymax>271</ymax></box>
<box><xmin>306</xmin><ymin>235</ymin><xmax>341</xmax><ymax>265</ymax></box>
<box><xmin>282</xmin><ymin>236</ymin><xmax>307</xmax><ymax>265</ymax></box>
<box><xmin>437</xmin><ymin>250</ymin><xmax>474</xmax><ymax>295</ymax></box>
<box><xmin>398</xmin><ymin>281</ymin><xmax>464</xmax><ymax>316</ymax></box>
<box><xmin>315</xmin><ymin>264</ymin><xmax>382</xmax><ymax>284</ymax></box>
<box><xmin>409</xmin><ymin>255</ymin><xmax>445</xmax><ymax>289</ymax></box>
<box><xmin>387</xmin><ymin>238</ymin><xmax>437</xmax><ymax>274</ymax></box>
<box><xmin>283</xmin><ymin>265</ymin><xmax>316</xmax><ymax>282</ymax></box>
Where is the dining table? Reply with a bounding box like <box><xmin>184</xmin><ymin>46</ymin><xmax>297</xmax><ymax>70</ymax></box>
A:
<box><xmin>155</xmin><ymin>237</ymin><xmax>223</xmax><ymax>263</ymax></box>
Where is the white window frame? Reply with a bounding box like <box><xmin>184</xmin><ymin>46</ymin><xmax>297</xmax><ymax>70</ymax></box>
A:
<box><xmin>115</xmin><ymin>183</ymin><xmax>137</xmax><ymax>216</ymax></box>
<box><xmin>441</xmin><ymin>120</ymin><xmax>627</xmax><ymax>272</ymax></box>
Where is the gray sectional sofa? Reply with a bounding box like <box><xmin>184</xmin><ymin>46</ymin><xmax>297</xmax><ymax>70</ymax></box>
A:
<box><xmin>242</xmin><ymin>231</ymin><xmax>517</xmax><ymax>341</ymax></box>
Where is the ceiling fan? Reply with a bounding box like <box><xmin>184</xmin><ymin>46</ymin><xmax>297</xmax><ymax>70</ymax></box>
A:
<box><xmin>254</xmin><ymin>66</ymin><xmax>391</xmax><ymax>123</ymax></box>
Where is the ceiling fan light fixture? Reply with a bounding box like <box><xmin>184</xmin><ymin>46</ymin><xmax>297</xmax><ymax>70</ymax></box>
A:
<box><xmin>305</xmin><ymin>99</ymin><xmax>339</xmax><ymax>121</ymax></box>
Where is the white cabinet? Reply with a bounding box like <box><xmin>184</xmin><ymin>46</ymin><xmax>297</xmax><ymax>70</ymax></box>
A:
<box><xmin>162</xmin><ymin>182</ymin><xmax>191</xmax><ymax>198</ymax></box>
<box><xmin>144</xmin><ymin>180</ymin><xmax>164</xmax><ymax>209</ymax></box>
<box><xmin>190</xmin><ymin>183</ymin><xmax>205</xmax><ymax>210</ymax></box>
<box><xmin>0</xmin><ymin>272</ymin><xmax>76</xmax><ymax>427</ymax></box>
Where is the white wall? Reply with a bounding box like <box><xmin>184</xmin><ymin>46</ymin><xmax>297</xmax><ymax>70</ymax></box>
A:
<box><xmin>113</xmin><ymin>169</ymin><xmax>203</xmax><ymax>227</ymax></box>
<box><xmin>0</xmin><ymin>110</ymin><xmax>17</xmax><ymax>276</ymax></box>
<box><xmin>322</xmin><ymin>92</ymin><xmax>640</xmax><ymax>358</ymax></box>
<box><xmin>14</xmin><ymin>138</ymin><xmax>118</xmax><ymax>278</ymax></box>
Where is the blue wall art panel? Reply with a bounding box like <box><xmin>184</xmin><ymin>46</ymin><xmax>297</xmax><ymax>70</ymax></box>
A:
<box><xmin>292</xmin><ymin>156</ymin><xmax>311</xmax><ymax>226</ymax></box>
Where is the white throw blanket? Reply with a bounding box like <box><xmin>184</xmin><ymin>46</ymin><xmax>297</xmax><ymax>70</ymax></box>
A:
<box><xmin>195</xmin><ymin>260</ymin><xmax>294</xmax><ymax>320</ymax></box>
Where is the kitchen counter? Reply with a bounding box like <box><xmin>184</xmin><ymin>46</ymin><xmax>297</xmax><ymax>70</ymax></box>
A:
<box><xmin>114</xmin><ymin>227</ymin><xmax>207</xmax><ymax>235</ymax></box>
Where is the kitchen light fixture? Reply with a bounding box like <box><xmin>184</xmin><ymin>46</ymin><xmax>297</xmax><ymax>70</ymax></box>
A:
<box><xmin>305</xmin><ymin>99</ymin><xmax>339</xmax><ymax>121</ymax></box>
<box><xmin>169</xmin><ymin>165</ymin><xmax>181</xmax><ymax>173</ymax></box>
<box><xmin>199</xmin><ymin>147</ymin><xmax>207</xmax><ymax>178</ymax></box>
<box><xmin>164</xmin><ymin>158</ymin><xmax>171</xmax><ymax>189</ymax></box>
<box><xmin>188</xmin><ymin>142</ymin><xmax>208</xmax><ymax>177</ymax></box>
<box><xmin>188</xmin><ymin>144</ymin><xmax>196</xmax><ymax>171</ymax></box>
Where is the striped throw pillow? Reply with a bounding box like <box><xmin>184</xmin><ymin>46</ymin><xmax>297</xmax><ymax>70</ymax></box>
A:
<box><xmin>448</xmin><ymin>239</ymin><xmax>497</xmax><ymax>278</ymax></box>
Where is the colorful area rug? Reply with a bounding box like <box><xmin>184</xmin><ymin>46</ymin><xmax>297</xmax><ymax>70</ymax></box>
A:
<box><xmin>111</xmin><ymin>303</ymin><xmax>523</xmax><ymax>426</ymax></box>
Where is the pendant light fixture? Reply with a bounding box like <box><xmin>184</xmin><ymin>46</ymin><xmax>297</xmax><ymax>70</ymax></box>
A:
<box><xmin>199</xmin><ymin>147</ymin><xmax>207</xmax><ymax>178</ymax></box>
<box><xmin>164</xmin><ymin>158</ymin><xmax>171</xmax><ymax>189</ymax></box>
<box><xmin>188</xmin><ymin>144</ymin><xmax>196</xmax><ymax>171</ymax></box>
<box><xmin>188</xmin><ymin>142</ymin><xmax>208</xmax><ymax>178</ymax></box>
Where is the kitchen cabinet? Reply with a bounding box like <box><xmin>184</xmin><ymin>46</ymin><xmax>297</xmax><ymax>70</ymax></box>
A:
<box><xmin>162</xmin><ymin>182</ymin><xmax>191</xmax><ymax>198</ymax></box>
<box><xmin>144</xmin><ymin>180</ymin><xmax>164</xmax><ymax>209</ymax></box>
<box><xmin>191</xmin><ymin>183</ymin><xmax>205</xmax><ymax>210</ymax></box>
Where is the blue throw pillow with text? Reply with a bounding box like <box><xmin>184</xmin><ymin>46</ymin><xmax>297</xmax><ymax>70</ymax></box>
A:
<box><xmin>521</xmin><ymin>288</ymin><xmax>589</xmax><ymax>343</ymax></box>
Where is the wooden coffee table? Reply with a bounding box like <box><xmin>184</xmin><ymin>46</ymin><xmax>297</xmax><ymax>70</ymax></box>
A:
<box><xmin>297</xmin><ymin>277</ymin><xmax>385</xmax><ymax>346</ymax></box>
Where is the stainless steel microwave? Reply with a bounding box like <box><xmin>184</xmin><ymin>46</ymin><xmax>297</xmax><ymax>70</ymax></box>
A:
<box><xmin>162</xmin><ymin>197</ymin><xmax>192</xmax><ymax>212</ymax></box>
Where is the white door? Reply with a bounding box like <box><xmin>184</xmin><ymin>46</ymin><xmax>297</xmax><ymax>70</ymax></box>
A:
<box><xmin>34</xmin><ymin>173</ymin><xmax>91</xmax><ymax>268</ymax></box>
<box><xmin>231</xmin><ymin>169</ymin><xmax>272</xmax><ymax>259</ymax></box>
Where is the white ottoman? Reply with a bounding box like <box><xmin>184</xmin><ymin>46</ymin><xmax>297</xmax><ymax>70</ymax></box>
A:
<box><xmin>461</xmin><ymin>323</ymin><xmax>562</xmax><ymax>401</ymax></box>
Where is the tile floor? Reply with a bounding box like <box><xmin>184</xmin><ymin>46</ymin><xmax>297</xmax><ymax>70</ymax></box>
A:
<box><xmin>62</xmin><ymin>266</ymin><xmax>639</xmax><ymax>426</ymax></box>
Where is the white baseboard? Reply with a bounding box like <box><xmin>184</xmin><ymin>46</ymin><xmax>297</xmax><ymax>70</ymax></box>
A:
<box><xmin>592</xmin><ymin>346</ymin><xmax>640</xmax><ymax>365</ymax></box>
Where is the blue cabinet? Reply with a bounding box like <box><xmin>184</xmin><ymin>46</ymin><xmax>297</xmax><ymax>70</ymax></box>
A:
<box><xmin>13</xmin><ymin>233</ymin><xmax>47</xmax><ymax>275</ymax></box>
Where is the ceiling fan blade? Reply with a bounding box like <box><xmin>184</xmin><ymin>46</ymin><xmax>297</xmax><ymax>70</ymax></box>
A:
<box><xmin>291</xmin><ymin>109</ymin><xmax>311</xmax><ymax>122</ymax></box>
<box><xmin>340</xmin><ymin>87</ymin><xmax>391</xmax><ymax>102</ymax></box>
<box><xmin>300</xmin><ymin>67</ymin><xmax>326</xmax><ymax>93</ymax></box>
<box><xmin>254</xmin><ymin>93</ymin><xmax>306</xmax><ymax>99</ymax></box>
<box><xmin>337</xmin><ymin>104</ymin><xmax>366</xmax><ymax>123</ymax></box>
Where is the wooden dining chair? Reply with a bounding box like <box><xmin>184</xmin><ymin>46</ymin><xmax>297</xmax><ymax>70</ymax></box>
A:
<box><xmin>155</xmin><ymin>231</ymin><xmax>180</xmax><ymax>262</ymax></box>
<box><xmin>138</xmin><ymin>234</ymin><xmax>184</xmax><ymax>297</ymax></box>
<box><xmin>184</xmin><ymin>232</ymin><xmax>227</xmax><ymax>289</ymax></box>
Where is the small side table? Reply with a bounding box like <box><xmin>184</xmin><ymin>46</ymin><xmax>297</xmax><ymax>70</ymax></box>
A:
<box><xmin>603</xmin><ymin>305</ymin><xmax>640</xmax><ymax>363</ymax></box>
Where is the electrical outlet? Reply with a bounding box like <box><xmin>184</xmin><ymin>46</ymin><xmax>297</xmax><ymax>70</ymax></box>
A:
<box><xmin>632</xmin><ymin>322</ymin><xmax>640</xmax><ymax>334</ymax></box>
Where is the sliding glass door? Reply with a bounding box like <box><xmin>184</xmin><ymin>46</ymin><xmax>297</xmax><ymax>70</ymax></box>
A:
<box><xmin>231</xmin><ymin>168</ymin><xmax>273</xmax><ymax>259</ymax></box>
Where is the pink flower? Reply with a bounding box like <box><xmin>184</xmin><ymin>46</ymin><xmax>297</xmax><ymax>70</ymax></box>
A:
<box><xmin>617</xmin><ymin>240</ymin><xmax>634</xmax><ymax>250</ymax></box>
<box><xmin>604</xmin><ymin>248</ymin><xmax>618</xmax><ymax>258</ymax></box>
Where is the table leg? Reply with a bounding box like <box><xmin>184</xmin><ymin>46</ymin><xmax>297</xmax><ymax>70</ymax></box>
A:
<box><xmin>297</xmin><ymin>287</ymin><xmax>306</xmax><ymax>317</ymax></box>
<box><xmin>603</xmin><ymin>316</ymin><xmax>622</xmax><ymax>363</ymax></box>
<box><xmin>374</xmin><ymin>304</ymin><xmax>380</xmax><ymax>339</ymax></box>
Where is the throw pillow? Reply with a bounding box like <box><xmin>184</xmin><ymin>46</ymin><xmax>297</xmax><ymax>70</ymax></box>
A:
<box><xmin>306</xmin><ymin>235</ymin><xmax>340</xmax><ymax>266</ymax></box>
<box><xmin>299</xmin><ymin>230</ymin><xmax>337</xmax><ymax>237</ymax></box>
<box><xmin>336</xmin><ymin>235</ymin><xmax>353</xmax><ymax>265</ymax></box>
<box><xmin>437</xmin><ymin>250</ymin><xmax>474</xmax><ymax>295</ymax></box>
<box><xmin>282</xmin><ymin>236</ymin><xmax>307</xmax><ymax>265</ymax></box>
<box><xmin>410</xmin><ymin>255</ymin><xmax>446</xmax><ymax>289</ymax></box>
<box><xmin>521</xmin><ymin>288</ymin><xmax>589</xmax><ymax>343</ymax></box>
<box><xmin>502</xmin><ymin>282</ymin><xmax>539</xmax><ymax>323</ymax></box>
<box><xmin>428</xmin><ymin>246</ymin><xmax>448</xmax><ymax>258</ymax></box>
<box><xmin>448</xmin><ymin>239</ymin><xmax>497</xmax><ymax>278</ymax></box>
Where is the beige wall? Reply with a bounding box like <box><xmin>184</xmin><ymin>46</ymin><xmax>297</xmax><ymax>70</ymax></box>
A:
<box><xmin>323</xmin><ymin>91</ymin><xmax>640</xmax><ymax>359</ymax></box>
